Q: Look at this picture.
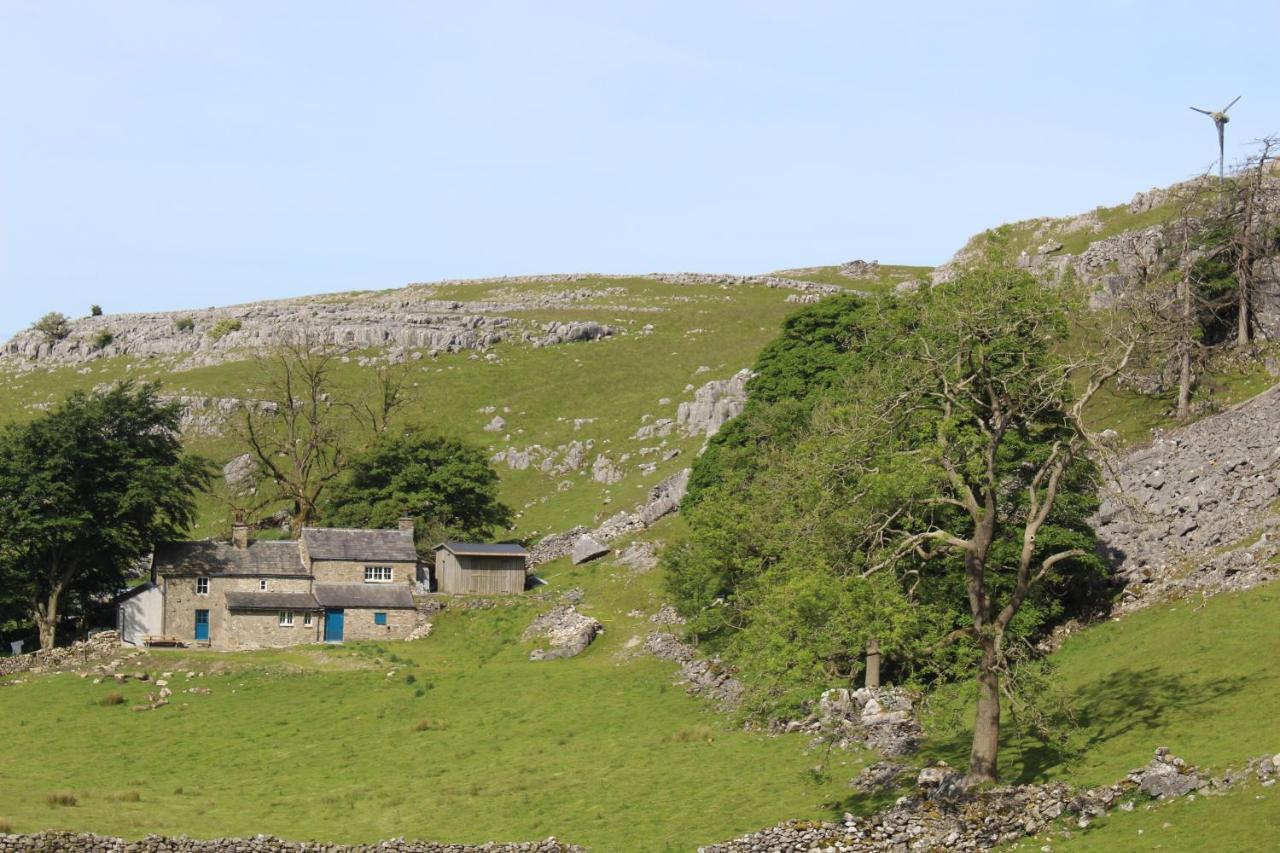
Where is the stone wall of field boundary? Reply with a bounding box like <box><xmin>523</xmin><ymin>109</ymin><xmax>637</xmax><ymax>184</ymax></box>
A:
<box><xmin>0</xmin><ymin>833</ymin><xmax>583</xmax><ymax>852</ymax></box>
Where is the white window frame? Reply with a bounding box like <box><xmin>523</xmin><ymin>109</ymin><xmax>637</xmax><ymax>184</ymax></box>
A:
<box><xmin>279</xmin><ymin>610</ymin><xmax>294</xmax><ymax>627</ymax></box>
<box><xmin>364</xmin><ymin>565</ymin><xmax>393</xmax><ymax>583</ymax></box>
<box><xmin>196</xmin><ymin>577</ymin><xmax>209</xmax><ymax>596</ymax></box>
<box><xmin>303</xmin><ymin>612</ymin><xmax>313</xmax><ymax>627</ymax></box>
<box><xmin>259</xmin><ymin>579</ymin><xmax>269</xmax><ymax>591</ymax></box>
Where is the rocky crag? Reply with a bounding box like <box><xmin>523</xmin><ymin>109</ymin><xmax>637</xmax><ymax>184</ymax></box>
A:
<box><xmin>0</xmin><ymin>273</ymin><xmax>843</xmax><ymax>370</ymax></box>
<box><xmin>932</xmin><ymin>178</ymin><xmax>1280</xmax><ymax>341</ymax></box>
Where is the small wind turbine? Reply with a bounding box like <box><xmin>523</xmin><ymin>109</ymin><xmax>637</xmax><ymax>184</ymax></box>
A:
<box><xmin>1190</xmin><ymin>96</ymin><xmax>1242</xmax><ymax>189</ymax></box>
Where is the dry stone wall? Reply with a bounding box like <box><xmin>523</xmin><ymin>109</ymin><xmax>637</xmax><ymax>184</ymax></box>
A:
<box><xmin>0</xmin><ymin>834</ymin><xmax>582</xmax><ymax>852</ymax></box>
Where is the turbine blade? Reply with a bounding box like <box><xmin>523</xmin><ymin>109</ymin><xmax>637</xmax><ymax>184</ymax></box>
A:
<box><xmin>1223</xmin><ymin>95</ymin><xmax>1241</xmax><ymax>112</ymax></box>
<box><xmin>1190</xmin><ymin>107</ymin><xmax>1213</xmax><ymax>115</ymax></box>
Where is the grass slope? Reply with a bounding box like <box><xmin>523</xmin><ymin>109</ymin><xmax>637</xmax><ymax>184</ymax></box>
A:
<box><xmin>0</xmin><ymin>523</ymin><xmax>867</xmax><ymax>852</ymax></box>
<box><xmin>923</xmin><ymin>583</ymin><xmax>1280</xmax><ymax>787</ymax></box>
<box><xmin>0</xmin><ymin>277</ymin><xmax>805</xmax><ymax>540</ymax></box>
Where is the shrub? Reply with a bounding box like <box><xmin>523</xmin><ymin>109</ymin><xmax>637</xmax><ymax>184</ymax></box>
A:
<box><xmin>108</xmin><ymin>790</ymin><xmax>141</xmax><ymax>802</ymax></box>
<box><xmin>91</xmin><ymin>329</ymin><xmax>114</xmax><ymax>350</ymax></box>
<box><xmin>32</xmin><ymin>311</ymin><xmax>71</xmax><ymax>342</ymax></box>
<box><xmin>412</xmin><ymin>718</ymin><xmax>448</xmax><ymax>732</ymax></box>
<box><xmin>0</xmin><ymin>817</ymin><xmax>11</xmax><ymax>833</ymax></box>
<box><xmin>403</xmin><ymin>672</ymin><xmax>416</xmax><ymax>685</ymax></box>
<box><xmin>90</xmin><ymin>304</ymin><xmax>103</xmax><ymax>316</ymax></box>
<box><xmin>45</xmin><ymin>791</ymin><xmax>77</xmax><ymax>807</ymax></box>
<box><xmin>99</xmin><ymin>691</ymin><xmax>126</xmax><ymax>707</ymax></box>
<box><xmin>207</xmin><ymin>318</ymin><xmax>242</xmax><ymax>340</ymax></box>
<box><xmin>173</xmin><ymin>316</ymin><xmax>195</xmax><ymax>332</ymax></box>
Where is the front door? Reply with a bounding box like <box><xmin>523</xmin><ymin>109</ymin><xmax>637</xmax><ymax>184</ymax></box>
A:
<box><xmin>323</xmin><ymin>608</ymin><xmax>344</xmax><ymax>642</ymax></box>
<box><xmin>194</xmin><ymin>609</ymin><xmax>209</xmax><ymax>641</ymax></box>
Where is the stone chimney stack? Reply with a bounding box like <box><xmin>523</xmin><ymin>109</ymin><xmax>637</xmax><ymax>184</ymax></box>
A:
<box><xmin>231</xmin><ymin>510</ymin><xmax>250</xmax><ymax>549</ymax></box>
<box><xmin>398</xmin><ymin>515</ymin><xmax>416</xmax><ymax>532</ymax></box>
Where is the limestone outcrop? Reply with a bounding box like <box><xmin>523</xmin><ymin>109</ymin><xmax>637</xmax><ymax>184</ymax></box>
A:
<box><xmin>677</xmin><ymin>369</ymin><xmax>752</xmax><ymax>438</ymax></box>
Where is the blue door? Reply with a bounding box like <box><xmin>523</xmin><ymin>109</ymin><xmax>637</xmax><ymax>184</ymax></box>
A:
<box><xmin>324</xmin><ymin>608</ymin><xmax>344</xmax><ymax>642</ymax></box>
<box><xmin>194</xmin><ymin>609</ymin><xmax>209</xmax><ymax>641</ymax></box>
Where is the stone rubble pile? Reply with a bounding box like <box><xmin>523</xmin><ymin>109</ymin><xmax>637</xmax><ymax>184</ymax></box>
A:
<box><xmin>1094</xmin><ymin>383</ymin><xmax>1280</xmax><ymax>613</ymax></box>
<box><xmin>700</xmin><ymin>748</ymin><xmax>1273</xmax><ymax>852</ymax></box>
<box><xmin>524</xmin><ymin>605</ymin><xmax>603</xmax><ymax>661</ymax></box>
<box><xmin>0</xmin><ymin>834</ymin><xmax>582</xmax><ymax>852</ymax></box>
<box><xmin>774</xmin><ymin>688</ymin><xmax>922</xmax><ymax>756</ymax></box>
<box><xmin>643</xmin><ymin>631</ymin><xmax>745</xmax><ymax>710</ymax></box>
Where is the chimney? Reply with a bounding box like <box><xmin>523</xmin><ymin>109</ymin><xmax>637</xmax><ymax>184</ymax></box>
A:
<box><xmin>232</xmin><ymin>510</ymin><xmax>250</xmax><ymax>549</ymax></box>
<box><xmin>398</xmin><ymin>515</ymin><xmax>415</xmax><ymax>532</ymax></box>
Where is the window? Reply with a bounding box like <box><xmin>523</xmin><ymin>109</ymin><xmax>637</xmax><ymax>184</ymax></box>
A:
<box><xmin>303</xmin><ymin>612</ymin><xmax>313</xmax><ymax>627</ymax></box>
<box><xmin>259</xmin><ymin>579</ymin><xmax>269</xmax><ymax>591</ymax></box>
<box><xmin>374</xmin><ymin>612</ymin><xmax>388</xmax><ymax>626</ymax></box>
<box><xmin>279</xmin><ymin>610</ymin><xmax>294</xmax><ymax>627</ymax></box>
<box><xmin>364</xmin><ymin>566</ymin><xmax>393</xmax><ymax>583</ymax></box>
<box><xmin>196</xmin><ymin>577</ymin><xmax>209</xmax><ymax>595</ymax></box>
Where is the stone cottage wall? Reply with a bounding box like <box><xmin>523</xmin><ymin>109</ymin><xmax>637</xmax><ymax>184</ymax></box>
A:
<box><xmin>310</xmin><ymin>559</ymin><xmax>419</xmax><ymax>585</ymax></box>
<box><xmin>223</xmin><ymin>610</ymin><xmax>322</xmax><ymax>650</ymax></box>
<box><xmin>340</xmin><ymin>606</ymin><xmax>417</xmax><ymax>642</ymax></box>
<box><xmin>162</xmin><ymin>575</ymin><xmax>312</xmax><ymax>648</ymax></box>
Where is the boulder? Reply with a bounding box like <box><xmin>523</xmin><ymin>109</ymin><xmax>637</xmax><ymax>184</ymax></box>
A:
<box><xmin>570</xmin><ymin>535</ymin><xmax>610</xmax><ymax>564</ymax></box>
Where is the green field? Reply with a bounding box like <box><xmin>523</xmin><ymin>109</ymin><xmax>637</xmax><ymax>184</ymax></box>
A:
<box><xmin>0</xmin><ymin>525</ymin><xmax>870</xmax><ymax>852</ymax></box>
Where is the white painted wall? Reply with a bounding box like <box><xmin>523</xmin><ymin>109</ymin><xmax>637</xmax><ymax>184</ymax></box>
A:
<box><xmin>117</xmin><ymin>584</ymin><xmax>164</xmax><ymax>645</ymax></box>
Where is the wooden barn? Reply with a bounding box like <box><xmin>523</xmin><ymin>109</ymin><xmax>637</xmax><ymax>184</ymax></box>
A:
<box><xmin>434</xmin><ymin>541</ymin><xmax>529</xmax><ymax>594</ymax></box>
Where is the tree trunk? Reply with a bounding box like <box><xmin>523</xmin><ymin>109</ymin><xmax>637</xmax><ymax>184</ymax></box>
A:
<box><xmin>33</xmin><ymin>586</ymin><xmax>62</xmax><ymax>650</ymax></box>
<box><xmin>1237</xmin><ymin>283</ymin><xmax>1250</xmax><ymax>349</ymax></box>
<box><xmin>967</xmin><ymin>636</ymin><xmax>1001</xmax><ymax>786</ymax></box>
<box><xmin>865</xmin><ymin>638</ymin><xmax>881</xmax><ymax>689</ymax></box>
<box><xmin>1177</xmin><ymin>276</ymin><xmax>1193</xmax><ymax>421</ymax></box>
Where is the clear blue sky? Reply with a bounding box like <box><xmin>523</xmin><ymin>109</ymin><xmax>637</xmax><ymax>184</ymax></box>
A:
<box><xmin>3</xmin><ymin>1</ymin><xmax>1277</xmax><ymax>340</ymax></box>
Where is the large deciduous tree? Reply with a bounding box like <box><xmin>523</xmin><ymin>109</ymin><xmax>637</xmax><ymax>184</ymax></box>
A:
<box><xmin>319</xmin><ymin>425</ymin><xmax>513</xmax><ymax>549</ymax></box>
<box><xmin>238</xmin><ymin>335</ymin><xmax>406</xmax><ymax>532</ymax></box>
<box><xmin>827</xmin><ymin>256</ymin><xmax>1128</xmax><ymax>785</ymax></box>
<box><xmin>0</xmin><ymin>382</ymin><xmax>209</xmax><ymax>648</ymax></box>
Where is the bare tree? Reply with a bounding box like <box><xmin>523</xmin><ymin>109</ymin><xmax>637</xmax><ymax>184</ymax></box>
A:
<box><xmin>1227</xmin><ymin>136</ymin><xmax>1279</xmax><ymax>349</ymax></box>
<box><xmin>238</xmin><ymin>333</ymin><xmax>406</xmax><ymax>533</ymax></box>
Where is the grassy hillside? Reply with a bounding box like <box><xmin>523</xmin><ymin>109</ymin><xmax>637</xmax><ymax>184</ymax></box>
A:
<box><xmin>770</xmin><ymin>262</ymin><xmax>933</xmax><ymax>293</ymax></box>
<box><xmin>0</xmin><ymin>276</ymin><xmax>832</xmax><ymax>540</ymax></box>
<box><xmin>0</xmin><ymin>521</ymin><xmax>871</xmax><ymax>852</ymax></box>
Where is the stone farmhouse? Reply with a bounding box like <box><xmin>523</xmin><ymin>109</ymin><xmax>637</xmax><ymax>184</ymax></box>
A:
<box><xmin>117</xmin><ymin>516</ymin><xmax>533</xmax><ymax>649</ymax></box>
<box><xmin>118</xmin><ymin>518</ymin><xmax>420</xmax><ymax>649</ymax></box>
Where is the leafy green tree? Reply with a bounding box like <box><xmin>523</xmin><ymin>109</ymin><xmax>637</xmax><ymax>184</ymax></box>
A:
<box><xmin>90</xmin><ymin>304</ymin><xmax>103</xmax><ymax>316</ymax></box>
<box><xmin>319</xmin><ymin>425</ymin><xmax>512</xmax><ymax>550</ymax></box>
<box><xmin>667</xmin><ymin>255</ymin><xmax>1125</xmax><ymax>783</ymax></box>
<box><xmin>810</xmin><ymin>257</ymin><xmax>1124</xmax><ymax>784</ymax></box>
<box><xmin>32</xmin><ymin>311</ymin><xmax>71</xmax><ymax>342</ymax></box>
<box><xmin>0</xmin><ymin>382</ymin><xmax>210</xmax><ymax>648</ymax></box>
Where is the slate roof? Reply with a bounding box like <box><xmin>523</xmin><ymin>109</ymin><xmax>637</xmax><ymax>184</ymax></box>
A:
<box><xmin>313</xmin><ymin>583</ymin><xmax>416</xmax><ymax>609</ymax></box>
<box><xmin>153</xmin><ymin>540</ymin><xmax>306</xmax><ymax>577</ymax></box>
<box><xmin>225</xmin><ymin>591</ymin><xmax>321</xmax><ymax>611</ymax></box>
<box><xmin>301</xmin><ymin>527</ymin><xmax>418</xmax><ymax>563</ymax></box>
<box><xmin>436</xmin><ymin>541</ymin><xmax>529</xmax><ymax>558</ymax></box>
